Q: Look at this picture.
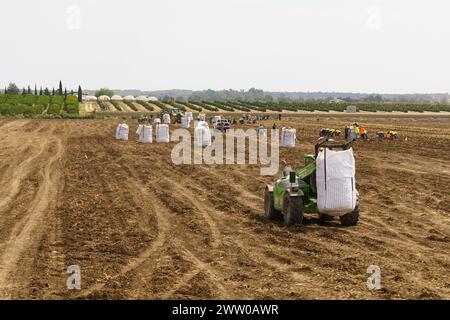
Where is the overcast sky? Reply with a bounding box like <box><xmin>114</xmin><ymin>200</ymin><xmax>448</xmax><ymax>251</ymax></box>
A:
<box><xmin>1</xmin><ymin>0</ymin><xmax>449</xmax><ymax>93</ymax></box>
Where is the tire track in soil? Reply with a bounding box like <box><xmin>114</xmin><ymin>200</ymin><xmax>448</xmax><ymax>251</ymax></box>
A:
<box><xmin>116</xmin><ymin>161</ymin><xmax>233</xmax><ymax>299</ymax></box>
<box><xmin>1</xmin><ymin>118</ymin><xmax>448</xmax><ymax>299</ymax></box>
<box><xmin>0</xmin><ymin>133</ymin><xmax>64</xmax><ymax>299</ymax></box>
<box><xmin>146</xmin><ymin>162</ymin><xmax>321</xmax><ymax>299</ymax></box>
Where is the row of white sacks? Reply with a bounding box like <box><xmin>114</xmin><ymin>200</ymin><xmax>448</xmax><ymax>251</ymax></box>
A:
<box><xmin>116</xmin><ymin>123</ymin><xmax>296</xmax><ymax>148</ymax></box>
<box><xmin>115</xmin><ymin>120</ymin><xmax>212</xmax><ymax>146</ymax></box>
<box><xmin>116</xmin><ymin>124</ymin><xmax>171</xmax><ymax>143</ymax></box>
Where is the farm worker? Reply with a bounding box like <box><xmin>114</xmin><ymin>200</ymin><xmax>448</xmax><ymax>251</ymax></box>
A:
<box><xmin>386</xmin><ymin>132</ymin><xmax>391</xmax><ymax>141</ymax></box>
<box><xmin>359</xmin><ymin>127</ymin><xmax>365</xmax><ymax>135</ymax></box>
<box><xmin>259</xmin><ymin>124</ymin><xmax>266</xmax><ymax>137</ymax></box>
<box><xmin>354</xmin><ymin>126</ymin><xmax>360</xmax><ymax>138</ymax></box>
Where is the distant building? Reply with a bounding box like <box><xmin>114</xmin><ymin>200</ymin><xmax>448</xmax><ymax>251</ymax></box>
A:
<box><xmin>346</xmin><ymin>105</ymin><xmax>358</xmax><ymax>113</ymax></box>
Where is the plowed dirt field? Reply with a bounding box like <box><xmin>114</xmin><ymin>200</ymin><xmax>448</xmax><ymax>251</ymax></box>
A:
<box><xmin>0</xmin><ymin>115</ymin><xmax>448</xmax><ymax>299</ymax></box>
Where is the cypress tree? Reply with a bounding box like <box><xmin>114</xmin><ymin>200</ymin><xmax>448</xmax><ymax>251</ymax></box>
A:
<box><xmin>59</xmin><ymin>81</ymin><xmax>63</xmax><ymax>96</ymax></box>
<box><xmin>22</xmin><ymin>88</ymin><xmax>26</xmax><ymax>95</ymax></box>
<box><xmin>39</xmin><ymin>87</ymin><xmax>43</xmax><ymax>95</ymax></box>
<box><xmin>44</xmin><ymin>88</ymin><xmax>50</xmax><ymax>96</ymax></box>
<box><xmin>64</xmin><ymin>88</ymin><xmax>67</xmax><ymax>101</ymax></box>
<box><xmin>71</xmin><ymin>89</ymin><xmax>74</xmax><ymax>96</ymax></box>
<box><xmin>52</xmin><ymin>88</ymin><xmax>55</xmax><ymax>96</ymax></box>
<box><xmin>34</xmin><ymin>84</ymin><xmax>38</xmax><ymax>95</ymax></box>
<box><xmin>27</xmin><ymin>86</ymin><xmax>31</xmax><ymax>94</ymax></box>
<box><xmin>77</xmin><ymin>86</ymin><xmax>82</xmax><ymax>102</ymax></box>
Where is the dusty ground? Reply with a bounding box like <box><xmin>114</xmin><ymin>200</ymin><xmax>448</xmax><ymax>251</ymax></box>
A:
<box><xmin>0</xmin><ymin>115</ymin><xmax>448</xmax><ymax>300</ymax></box>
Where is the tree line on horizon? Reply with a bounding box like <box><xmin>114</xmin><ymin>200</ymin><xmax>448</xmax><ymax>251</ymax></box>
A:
<box><xmin>3</xmin><ymin>81</ymin><xmax>84</xmax><ymax>103</ymax></box>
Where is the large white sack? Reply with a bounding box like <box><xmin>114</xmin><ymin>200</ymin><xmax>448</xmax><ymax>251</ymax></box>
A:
<box><xmin>154</xmin><ymin>118</ymin><xmax>161</xmax><ymax>124</ymax></box>
<box><xmin>115</xmin><ymin>124</ymin><xmax>129</xmax><ymax>141</ymax></box>
<box><xmin>156</xmin><ymin>124</ymin><xmax>170</xmax><ymax>143</ymax></box>
<box><xmin>136</xmin><ymin>124</ymin><xmax>143</xmax><ymax>135</ymax></box>
<box><xmin>139</xmin><ymin>125</ymin><xmax>153</xmax><ymax>144</ymax></box>
<box><xmin>163</xmin><ymin>114</ymin><xmax>171</xmax><ymax>124</ymax></box>
<box><xmin>186</xmin><ymin>112</ymin><xmax>193</xmax><ymax>122</ymax></box>
<box><xmin>281</xmin><ymin>128</ymin><xmax>296</xmax><ymax>148</ymax></box>
<box><xmin>316</xmin><ymin>148</ymin><xmax>357</xmax><ymax>214</ymax></box>
<box><xmin>181</xmin><ymin>116</ymin><xmax>190</xmax><ymax>129</ymax></box>
<box><xmin>194</xmin><ymin>125</ymin><xmax>211</xmax><ymax>147</ymax></box>
<box><xmin>195</xmin><ymin>120</ymin><xmax>209</xmax><ymax>129</ymax></box>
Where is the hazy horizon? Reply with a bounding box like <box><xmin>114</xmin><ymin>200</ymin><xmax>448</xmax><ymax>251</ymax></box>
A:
<box><xmin>1</xmin><ymin>0</ymin><xmax>449</xmax><ymax>94</ymax></box>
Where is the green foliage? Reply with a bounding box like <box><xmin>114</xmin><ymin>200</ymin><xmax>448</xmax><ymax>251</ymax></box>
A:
<box><xmin>78</xmin><ymin>86</ymin><xmax>83</xmax><ymax>102</ymax></box>
<box><xmin>36</xmin><ymin>95</ymin><xmax>50</xmax><ymax>105</ymax></box>
<box><xmin>135</xmin><ymin>100</ymin><xmax>155</xmax><ymax>111</ymax></box>
<box><xmin>150</xmin><ymin>100</ymin><xmax>171</xmax><ymax>112</ymax></box>
<box><xmin>6</xmin><ymin>83</ymin><xmax>20</xmax><ymax>95</ymax></box>
<box><xmin>123</xmin><ymin>100</ymin><xmax>138</xmax><ymax>111</ymax></box>
<box><xmin>47</xmin><ymin>103</ymin><xmax>62</xmax><ymax>115</ymax></box>
<box><xmin>110</xmin><ymin>100</ymin><xmax>123</xmax><ymax>111</ymax></box>
<box><xmin>21</xmin><ymin>94</ymin><xmax>37</xmax><ymax>105</ymax></box>
<box><xmin>64</xmin><ymin>104</ymin><xmax>79</xmax><ymax>114</ymax></box>
<box><xmin>189</xmin><ymin>101</ymin><xmax>219</xmax><ymax>112</ymax></box>
<box><xmin>50</xmin><ymin>95</ymin><xmax>64</xmax><ymax>105</ymax></box>
<box><xmin>175</xmin><ymin>100</ymin><xmax>202</xmax><ymax>112</ymax></box>
<box><xmin>95</xmin><ymin>88</ymin><xmax>114</xmax><ymax>97</ymax></box>
<box><xmin>97</xmin><ymin>100</ymin><xmax>110</xmax><ymax>111</ymax></box>
<box><xmin>65</xmin><ymin>95</ymin><xmax>79</xmax><ymax>106</ymax></box>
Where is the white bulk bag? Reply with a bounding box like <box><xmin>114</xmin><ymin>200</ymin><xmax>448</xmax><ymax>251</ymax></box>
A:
<box><xmin>194</xmin><ymin>124</ymin><xmax>211</xmax><ymax>147</ymax></box>
<box><xmin>316</xmin><ymin>148</ymin><xmax>357</xmax><ymax>214</ymax></box>
<box><xmin>163</xmin><ymin>114</ymin><xmax>171</xmax><ymax>124</ymax></box>
<box><xmin>181</xmin><ymin>116</ymin><xmax>190</xmax><ymax>129</ymax></box>
<box><xmin>115</xmin><ymin>124</ymin><xmax>129</xmax><ymax>141</ymax></box>
<box><xmin>195</xmin><ymin>120</ymin><xmax>209</xmax><ymax>129</ymax></box>
<box><xmin>281</xmin><ymin>128</ymin><xmax>296</xmax><ymax>148</ymax></box>
<box><xmin>156</xmin><ymin>124</ymin><xmax>170</xmax><ymax>143</ymax></box>
<box><xmin>186</xmin><ymin>112</ymin><xmax>193</xmax><ymax>122</ymax></box>
<box><xmin>136</xmin><ymin>124</ymin><xmax>143</xmax><ymax>135</ymax></box>
<box><xmin>198</xmin><ymin>114</ymin><xmax>206</xmax><ymax>121</ymax></box>
<box><xmin>138</xmin><ymin>125</ymin><xmax>153</xmax><ymax>144</ymax></box>
<box><xmin>154</xmin><ymin>118</ymin><xmax>161</xmax><ymax>124</ymax></box>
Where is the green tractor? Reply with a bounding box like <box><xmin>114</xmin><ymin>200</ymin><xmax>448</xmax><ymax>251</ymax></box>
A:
<box><xmin>161</xmin><ymin>108</ymin><xmax>184</xmax><ymax>124</ymax></box>
<box><xmin>264</xmin><ymin>139</ymin><xmax>360</xmax><ymax>227</ymax></box>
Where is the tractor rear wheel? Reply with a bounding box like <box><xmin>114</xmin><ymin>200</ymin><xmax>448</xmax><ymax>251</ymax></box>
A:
<box><xmin>264</xmin><ymin>188</ymin><xmax>282</xmax><ymax>221</ymax></box>
<box><xmin>339</xmin><ymin>205</ymin><xmax>360</xmax><ymax>226</ymax></box>
<box><xmin>318</xmin><ymin>213</ymin><xmax>334</xmax><ymax>222</ymax></box>
<box><xmin>282</xmin><ymin>193</ymin><xmax>304</xmax><ymax>227</ymax></box>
